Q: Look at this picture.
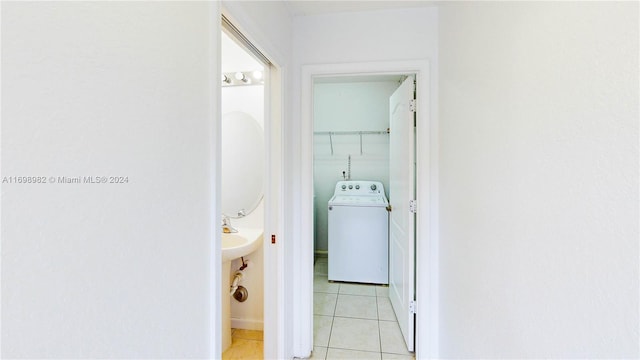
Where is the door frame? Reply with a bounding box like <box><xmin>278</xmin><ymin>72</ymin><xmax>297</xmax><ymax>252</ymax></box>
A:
<box><xmin>296</xmin><ymin>60</ymin><xmax>439</xmax><ymax>359</ymax></box>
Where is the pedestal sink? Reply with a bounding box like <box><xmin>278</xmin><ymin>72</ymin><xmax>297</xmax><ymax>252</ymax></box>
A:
<box><xmin>221</xmin><ymin>228</ymin><xmax>263</xmax><ymax>352</ymax></box>
<box><xmin>222</xmin><ymin>229</ymin><xmax>263</xmax><ymax>262</ymax></box>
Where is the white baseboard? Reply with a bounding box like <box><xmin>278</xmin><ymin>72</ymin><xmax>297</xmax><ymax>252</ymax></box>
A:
<box><xmin>231</xmin><ymin>318</ymin><xmax>263</xmax><ymax>331</ymax></box>
<box><xmin>314</xmin><ymin>250</ymin><xmax>328</xmax><ymax>258</ymax></box>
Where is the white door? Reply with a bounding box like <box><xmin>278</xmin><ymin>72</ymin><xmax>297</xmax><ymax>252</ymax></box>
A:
<box><xmin>388</xmin><ymin>75</ymin><xmax>416</xmax><ymax>352</ymax></box>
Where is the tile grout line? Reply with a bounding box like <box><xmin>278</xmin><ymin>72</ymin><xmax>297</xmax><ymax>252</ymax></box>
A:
<box><xmin>317</xmin><ymin>263</ymin><xmax>400</xmax><ymax>358</ymax></box>
<box><xmin>324</xmin><ymin>316</ymin><xmax>333</xmax><ymax>360</ymax></box>
<box><xmin>376</xmin><ymin>291</ymin><xmax>383</xmax><ymax>357</ymax></box>
<box><xmin>324</xmin><ymin>281</ymin><xmax>339</xmax><ymax>360</ymax></box>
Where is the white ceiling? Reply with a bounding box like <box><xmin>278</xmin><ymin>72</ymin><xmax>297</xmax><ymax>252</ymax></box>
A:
<box><xmin>284</xmin><ymin>0</ymin><xmax>436</xmax><ymax>17</ymax></box>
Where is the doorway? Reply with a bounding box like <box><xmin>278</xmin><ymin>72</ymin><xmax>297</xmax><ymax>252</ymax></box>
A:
<box><xmin>218</xmin><ymin>13</ymin><xmax>284</xmax><ymax>360</ymax></box>
<box><xmin>296</xmin><ymin>60</ymin><xmax>437</xmax><ymax>359</ymax></box>
<box><xmin>220</xmin><ymin>26</ymin><xmax>267</xmax><ymax>358</ymax></box>
<box><xmin>311</xmin><ymin>74</ymin><xmax>416</xmax><ymax>358</ymax></box>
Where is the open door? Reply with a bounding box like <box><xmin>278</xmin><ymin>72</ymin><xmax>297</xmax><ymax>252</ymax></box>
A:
<box><xmin>388</xmin><ymin>75</ymin><xmax>416</xmax><ymax>352</ymax></box>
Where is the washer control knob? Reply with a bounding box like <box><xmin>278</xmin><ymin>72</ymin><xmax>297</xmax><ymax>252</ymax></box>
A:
<box><xmin>348</xmin><ymin>185</ymin><xmax>353</xmax><ymax>189</ymax></box>
<box><xmin>341</xmin><ymin>185</ymin><xmax>346</xmax><ymax>190</ymax></box>
<box><xmin>355</xmin><ymin>184</ymin><xmax>360</xmax><ymax>189</ymax></box>
<box><xmin>370</xmin><ymin>184</ymin><xmax>377</xmax><ymax>191</ymax></box>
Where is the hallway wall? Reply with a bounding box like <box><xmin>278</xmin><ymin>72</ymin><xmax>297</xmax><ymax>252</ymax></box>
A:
<box><xmin>1</xmin><ymin>2</ymin><xmax>217</xmax><ymax>358</ymax></box>
<box><xmin>438</xmin><ymin>2</ymin><xmax>639</xmax><ymax>358</ymax></box>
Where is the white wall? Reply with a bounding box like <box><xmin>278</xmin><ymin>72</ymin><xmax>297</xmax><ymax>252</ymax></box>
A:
<box><xmin>313</xmin><ymin>80</ymin><xmax>398</xmax><ymax>253</ymax></box>
<box><xmin>293</xmin><ymin>7</ymin><xmax>438</xmax><ymax>64</ymax></box>
<box><xmin>293</xmin><ymin>7</ymin><xmax>439</xmax><ymax>357</ymax></box>
<box><xmin>1</xmin><ymin>2</ymin><xmax>217</xmax><ymax>358</ymax></box>
<box><xmin>222</xmin><ymin>85</ymin><xmax>265</xmax><ymax>330</ymax></box>
<box><xmin>439</xmin><ymin>2</ymin><xmax>639</xmax><ymax>358</ymax></box>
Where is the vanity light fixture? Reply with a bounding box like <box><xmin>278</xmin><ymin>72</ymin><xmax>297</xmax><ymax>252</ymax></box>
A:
<box><xmin>235</xmin><ymin>72</ymin><xmax>248</xmax><ymax>83</ymax></box>
<box><xmin>222</xmin><ymin>70</ymin><xmax>264</xmax><ymax>87</ymax></box>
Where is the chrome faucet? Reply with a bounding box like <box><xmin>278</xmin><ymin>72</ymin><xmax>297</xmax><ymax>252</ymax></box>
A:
<box><xmin>222</xmin><ymin>215</ymin><xmax>238</xmax><ymax>233</ymax></box>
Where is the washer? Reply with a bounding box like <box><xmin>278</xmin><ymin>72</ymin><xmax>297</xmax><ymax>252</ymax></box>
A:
<box><xmin>328</xmin><ymin>180</ymin><xmax>389</xmax><ymax>284</ymax></box>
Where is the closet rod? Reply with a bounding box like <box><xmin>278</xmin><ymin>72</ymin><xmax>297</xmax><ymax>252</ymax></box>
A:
<box><xmin>313</xmin><ymin>130</ymin><xmax>389</xmax><ymax>135</ymax></box>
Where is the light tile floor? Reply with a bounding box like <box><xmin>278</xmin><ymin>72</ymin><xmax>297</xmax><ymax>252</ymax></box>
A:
<box><xmin>222</xmin><ymin>329</ymin><xmax>264</xmax><ymax>360</ymax></box>
<box><xmin>310</xmin><ymin>257</ymin><xmax>415</xmax><ymax>360</ymax></box>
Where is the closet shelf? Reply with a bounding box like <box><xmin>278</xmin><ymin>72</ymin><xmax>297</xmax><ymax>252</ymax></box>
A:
<box><xmin>313</xmin><ymin>129</ymin><xmax>389</xmax><ymax>155</ymax></box>
<box><xmin>313</xmin><ymin>129</ymin><xmax>389</xmax><ymax>136</ymax></box>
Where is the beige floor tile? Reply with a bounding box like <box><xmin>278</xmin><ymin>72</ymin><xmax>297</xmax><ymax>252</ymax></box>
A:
<box><xmin>334</xmin><ymin>294</ymin><xmax>378</xmax><ymax>319</ymax></box>
<box><xmin>314</xmin><ymin>315</ymin><xmax>333</xmax><ymax>347</ymax></box>
<box><xmin>338</xmin><ymin>283</ymin><xmax>377</xmax><ymax>296</ymax></box>
<box><xmin>314</xmin><ymin>275</ymin><xmax>340</xmax><ymax>294</ymax></box>
<box><xmin>314</xmin><ymin>292</ymin><xmax>337</xmax><ymax>315</ymax></box>
<box><xmin>326</xmin><ymin>348</ymin><xmax>382</xmax><ymax>359</ymax></box>
<box><xmin>311</xmin><ymin>346</ymin><xmax>328</xmax><ymax>359</ymax></box>
<box><xmin>222</xmin><ymin>338</ymin><xmax>263</xmax><ymax>360</ymax></box>
<box><xmin>314</xmin><ymin>261</ymin><xmax>328</xmax><ymax>275</ymax></box>
<box><xmin>376</xmin><ymin>286</ymin><xmax>389</xmax><ymax>297</ymax></box>
<box><xmin>329</xmin><ymin>317</ymin><xmax>380</xmax><ymax>352</ymax></box>
<box><xmin>379</xmin><ymin>321</ymin><xmax>411</xmax><ymax>355</ymax></box>
<box><xmin>381</xmin><ymin>353</ymin><xmax>415</xmax><ymax>360</ymax></box>
<box><xmin>376</xmin><ymin>297</ymin><xmax>397</xmax><ymax>321</ymax></box>
<box><xmin>232</xmin><ymin>329</ymin><xmax>263</xmax><ymax>341</ymax></box>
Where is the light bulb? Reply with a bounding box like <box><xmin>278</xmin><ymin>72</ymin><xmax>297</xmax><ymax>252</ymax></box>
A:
<box><xmin>253</xmin><ymin>70</ymin><xmax>263</xmax><ymax>80</ymax></box>
<box><xmin>234</xmin><ymin>72</ymin><xmax>246</xmax><ymax>81</ymax></box>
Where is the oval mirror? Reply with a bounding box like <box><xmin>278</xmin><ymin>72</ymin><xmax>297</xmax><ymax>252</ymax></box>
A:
<box><xmin>221</xmin><ymin>111</ymin><xmax>264</xmax><ymax>218</ymax></box>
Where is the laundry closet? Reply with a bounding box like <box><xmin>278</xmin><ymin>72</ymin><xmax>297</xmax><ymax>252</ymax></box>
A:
<box><xmin>312</xmin><ymin>74</ymin><xmax>418</xmax><ymax>354</ymax></box>
<box><xmin>313</xmin><ymin>75</ymin><xmax>403</xmax><ymax>263</ymax></box>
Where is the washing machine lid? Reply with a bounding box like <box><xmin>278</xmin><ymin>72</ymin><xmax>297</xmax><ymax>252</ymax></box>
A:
<box><xmin>329</xmin><ymin>194</ymin><xmax>388</xmax><ymax>207</ymax></box>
